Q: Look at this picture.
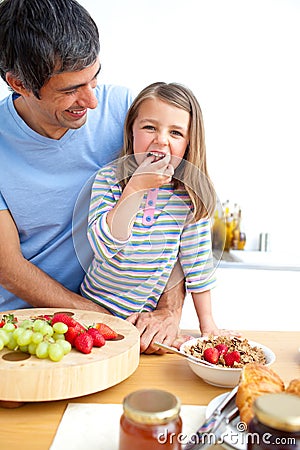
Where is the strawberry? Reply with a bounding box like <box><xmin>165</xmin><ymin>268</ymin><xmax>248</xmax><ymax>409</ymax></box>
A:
<box><xmin>74</xmin><ymin>332</ymin><xmax>93</xmax><ymax>354</ymax></box>
<box><xmin>203</xmin><ymin>347</ymin><xmax>220</xmax><ymax>364</ymax></box>
<box><xmin>215</xmin><ymin>344</ymin><xmax>228</xmax><ymax>355</ymax></box>
<box><xmin>94</xmin><ymin>323</ymin><xmax>118</xmax><ymax>340</ymax></box>
<box><xmin>224</xmin><ymin>350</ymin><xmax>241</xmax><ymax>367</ymax></box>
<box><xmin>35</xmin><ymin>314</ymin><xmax>52</xmax><ymax>322</ymax></box>
<box><xmin>0</xmin><ymin>314</ymin><xmax>18</xmax><ymax>328</ymax></box>
<box><xmin>87</xmin><ymin>328</ymin><xmax>106</xmax><ymax>347</ymax></box>
<box><xmin>51</xmin><ymin>313</ymin><xmax>80</xmax><ymax>329</ymax></box>
<box><xmin>65</xmin><ymin>324</ymin><xmax>82</xmax><ymax>346</ymax></box>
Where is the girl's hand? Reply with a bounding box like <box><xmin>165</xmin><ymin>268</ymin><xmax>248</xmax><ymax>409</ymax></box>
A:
<box><xmin>129</xmin><ymin>153</ymin><xmax>174</xmax><ymax>192</ymax></box>
<box><xmin>201</xmin><ymin>328</ymin><xmax>242</xmax><ymax>338</ymax></box>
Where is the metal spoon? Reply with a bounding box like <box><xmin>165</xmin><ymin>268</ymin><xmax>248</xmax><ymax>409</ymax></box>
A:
<box><xmin>154</xmin><ymin>342</ymin><xmax>216</xmax><ymax>367</ymax></box>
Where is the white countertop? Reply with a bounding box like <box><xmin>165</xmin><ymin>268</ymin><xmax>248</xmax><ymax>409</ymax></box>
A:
<box><xmin>214</xmin><ymin>250</ymin><xmax>300</xmax><ymax>271</ymax></box>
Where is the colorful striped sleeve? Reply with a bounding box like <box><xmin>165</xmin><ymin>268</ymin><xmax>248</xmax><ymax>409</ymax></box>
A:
<box><xmin>87</xmin><ymin>166</ymin><xmax>130</xmax><ymax>259</ymax></box>
<box><xmin>179</xmin><ymin>217</ymin><xmax>216</xmax><ymax>293</ymax></box>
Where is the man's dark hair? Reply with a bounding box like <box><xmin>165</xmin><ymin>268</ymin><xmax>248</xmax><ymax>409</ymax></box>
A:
<box><xmin>0</xmin><ymin>0</ymin><xmax>100</xmax><ymax>98</ymax></box>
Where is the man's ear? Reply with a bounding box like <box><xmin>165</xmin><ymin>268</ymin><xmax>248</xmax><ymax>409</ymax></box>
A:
<box><xmin>5</xmin><ymin>73</ymin><xmax>29</xmax><ymax>96</ymax></box>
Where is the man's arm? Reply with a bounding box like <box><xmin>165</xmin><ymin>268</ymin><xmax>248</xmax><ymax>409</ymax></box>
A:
<box><xmin>0</xmin><ymin>210</ymin><xmax>111</xmax><ymax>312</ymax></box>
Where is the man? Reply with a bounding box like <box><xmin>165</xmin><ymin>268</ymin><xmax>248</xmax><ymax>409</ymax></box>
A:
<box><xmin>0</xmin><ymin>0</ymin><xmax>186</xmax><ymax>353</ymax></box>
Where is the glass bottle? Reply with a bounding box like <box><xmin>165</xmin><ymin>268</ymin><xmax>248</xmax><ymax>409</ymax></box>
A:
<box><xmin>237</xmin><ymin>209</ymin><xmax>246</xmax><ymax>250</ymax></box>
<box><xmin>247</xmin><ymin>393</ymin><xmax>300</xmax><ymax>450</ymax></box>
<box><xmin>224</xmin><ymin>213</ymin><xmax>233</xmax><ymax>251</ymax></box>
<box><xmin>212</xmin><ymin>207</ymin><xmax>226</xmax><ymax>252</ymax></box>
<box><xmin>119</xmin><ymin>389</ymin><xmax>182</xmax><ymax>450</ymax></box>
<box><xmin>231</xmin><ymin>204</ymin><xmax>240</xmax><ymax>250</ymax></box>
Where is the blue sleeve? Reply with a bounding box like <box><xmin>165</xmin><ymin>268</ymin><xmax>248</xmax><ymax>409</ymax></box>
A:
<box><xmin>0</xmin><ymin>193</ymin><xmax>8</xmax><ymax>210</ymax></box>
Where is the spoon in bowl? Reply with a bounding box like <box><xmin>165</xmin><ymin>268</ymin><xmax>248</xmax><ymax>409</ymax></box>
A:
<box><xmin>154</xmin><ymin>342</ymin><xmax>216</xmax><ymax>367</ymax></box>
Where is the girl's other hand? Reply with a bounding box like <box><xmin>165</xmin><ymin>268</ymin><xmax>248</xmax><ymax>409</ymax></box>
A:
<box><xmin>201</xmin><ymin>328</ymin><xmax>242</xmax><ymax>338</ymax></box>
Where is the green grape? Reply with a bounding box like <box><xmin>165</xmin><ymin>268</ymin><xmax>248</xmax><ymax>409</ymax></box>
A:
<box><xmin>0</xmin><ymin>337</ymin><xmax>4</xmax><ymax>351</ymax></box>
<box><xmin>52</xmin><ymin>322</ymin><xmax>68</xmax><ymax>334</ymax></box>
<box><xmin>17</xmin><ymin>329</ymin><xmax>33</xmax><ymax>346</ymax></box>
<box><xmin>13</xmin><ymin>327</ymin><xmax>25</xmax><ymax>340</ymax></box>
<box><xmin>40</xmin><ymin>323</ymin><xmax>54</xmax><ymax>337</ymax></box>
<box><xmin>3</xmin><ymin>322</ymin><xmax>16</xmax><ymax>332</ymax></box>
<box><xmin>28</xmin><ymin>342</ymin><xmax>37</xmax><ymax>355</ymax></box>
<box><xmin>56</xmin><ymin>339</ymin><xmax>72</xmax><ymax>355</ymax></box>
<box><xmin>6</xmin><ymin>334</ymin><xmax>18</xmax><ymax>350</ymax></box>
<box><xmin>20</xmin><ymin>319</ymin><xmax>33</xmax><ymax>329</ymax></box>
<box><xmin>0</xmin><ymin>329</ymin><xmax>10</xmax><ymax>345</ymax></box>
<box><xmin>48</xmin><ymin>343</ymin><xmax>64</xmax><ymax>362</ymax></box>
<box><xmin>53</xmin><ymin>333</ymin><xmax>65</xmax><ymax>341</ymax></box>
<box><xmin>19</xmin><ymin>345</ymin><xmax>29</xmax><ymax>353</ymax></box>
<box><xmin>36</xmin><ymin>342</ymin><xmax>49</xmax><ymax>359</ymax></box>
<box><xmin>31</xmin><ymin>332</ymin><xmax>43</xmax><ymax>344</ymax></box>
<box><xmin>33</xmin><ymin>319</ymin><xmax>47</xmax><ymax>332</ymax></box>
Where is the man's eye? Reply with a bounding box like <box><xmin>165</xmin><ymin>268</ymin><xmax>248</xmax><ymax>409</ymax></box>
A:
<box><xmin>65</xmin><ymin>90</ymin><xmax>78</xmax><ymax>96</ymax></box>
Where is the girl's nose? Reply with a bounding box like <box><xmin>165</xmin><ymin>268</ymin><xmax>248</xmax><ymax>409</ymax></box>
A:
<box><xmin>155</xmin><ymin>131</ymin><xmax>168</xmax><ymax>146</ymax></box>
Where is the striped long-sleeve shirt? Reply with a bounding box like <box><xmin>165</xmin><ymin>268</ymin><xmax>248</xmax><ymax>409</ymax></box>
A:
<box><xmin>81</xmin><ymin>164</ymin><xmax>216</xmax><ymax>318</ymax></box>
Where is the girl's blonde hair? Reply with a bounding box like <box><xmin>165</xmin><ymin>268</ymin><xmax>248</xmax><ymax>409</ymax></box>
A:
<box><xmin>118</xmin><ymin>82</ymin><xmax>216</xmax><ymax>221</ymax></box>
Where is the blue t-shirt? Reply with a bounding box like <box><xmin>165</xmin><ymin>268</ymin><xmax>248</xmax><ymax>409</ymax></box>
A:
<box><xmin>0</xmin><ymin>84</ymin><xmax>133</xmax><ymax>311</ymax></box>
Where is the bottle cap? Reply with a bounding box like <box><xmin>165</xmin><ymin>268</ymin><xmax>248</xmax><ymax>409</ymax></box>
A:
<box><xmin>253</xmin><ymin>393</ymin><xmax>300</xmax><ymax>432</ymax></box>
<box><xmin>123</xmin><ymin>389</ymin><xmax>181</xmax><ymax>425</ymax></box>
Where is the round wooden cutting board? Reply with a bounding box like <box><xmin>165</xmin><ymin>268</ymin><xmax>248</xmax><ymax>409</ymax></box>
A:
<box><xmin>0</xmin><ymin>308</ymin><xmax>140</xmax><ymax>402</ymax></box>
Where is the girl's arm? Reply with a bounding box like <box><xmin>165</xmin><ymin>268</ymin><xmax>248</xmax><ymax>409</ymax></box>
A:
<box><xmin>105</xmin><ymin>183</ymin><xmax>144</xmax><ymax>241</ymax></box>
<box><xmin>192</xmin><ymin>290</ymin><xmax>220</xmax><ymax>336</ymax></box>
<box><xmin>106</xmin><ymin>154</ymin><xmax>173</xmax><ymax>240</ymax></box>
<box><xmin>192</xmin><ymin>290</ymin><xmax>241</xmax><ymax>337</ymax></box>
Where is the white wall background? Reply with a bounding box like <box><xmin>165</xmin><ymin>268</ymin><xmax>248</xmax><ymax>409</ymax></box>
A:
<box><xmin>1</xmin><ymin>0</ymin><xmax>299</xmax><ymax>254</ymax></box>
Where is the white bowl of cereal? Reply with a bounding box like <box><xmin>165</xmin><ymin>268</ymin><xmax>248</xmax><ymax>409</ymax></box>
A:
<box><xmin>180</xmin><ymin>336</ymin><xmax>276</xmax><ymax>388</ymax></box>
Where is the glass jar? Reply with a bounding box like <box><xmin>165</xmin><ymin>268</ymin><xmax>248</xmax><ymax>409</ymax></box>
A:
<box><xmin>247</xmin><ymin>393</ymin><xmax>300</xmax><ymax>450</ymax></box>
<box><xmin>118</xmin><ymin>389</ymin><xmax>182</xmax><ymax>450</ymax></box>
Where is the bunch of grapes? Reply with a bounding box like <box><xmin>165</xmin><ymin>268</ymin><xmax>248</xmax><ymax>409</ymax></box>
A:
<box><xmin>0</xmin><ymin>318</ymin><xmax>72</xmax><ymax>362</ymax></box>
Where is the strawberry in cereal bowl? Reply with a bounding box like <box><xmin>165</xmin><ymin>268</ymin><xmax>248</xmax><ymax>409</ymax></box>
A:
<box><xmin>180</xmin><ymin>336</ymin><xmax>275</xmax><ymax>388</ymax></box>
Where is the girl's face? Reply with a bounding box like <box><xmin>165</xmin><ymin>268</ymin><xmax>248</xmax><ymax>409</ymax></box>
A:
<box><xmin>132</xmin><ymin>97</ymin><xmax>190</xmax><ymax>168</ymax></box>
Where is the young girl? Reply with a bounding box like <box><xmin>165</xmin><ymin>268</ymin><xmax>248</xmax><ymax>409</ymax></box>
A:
<box><xmin>81</xmin><ymin>82</ymin><xmax>222</xmax><ymax>336</ymax></box>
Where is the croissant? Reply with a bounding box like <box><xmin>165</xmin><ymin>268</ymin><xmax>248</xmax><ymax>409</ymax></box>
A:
<box><xmin>236</xmin><ymin>363</ymin><xmax>285</xmax><ymax>425</ymax></box>
<box><xmin>286</xmin><ymin>379</ymin><xmax>300</xmax><ymax>397</ymax></box>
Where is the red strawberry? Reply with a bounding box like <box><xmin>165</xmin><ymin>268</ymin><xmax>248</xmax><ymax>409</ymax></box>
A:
<box><xmin>51</xmin><ymin>313</ymin><xmax>80</xmax><ymax>328</ymax></box>
<box><xmin>87</xmin><ymin>328</ymin><xmax>106</xmax><ymax>347</ymax></box>
<box><xmin>65</xmin><ymin>324</ymin><xmax>82</xmax><ymax>346</ymax></box>
<box><xmin>203</xmin><ymin>347</ymin><xmax>220</xmax><ymax>364</ymax></box>
<box><xmin>0</xmin><ymin>314</ymin><xmax>18</xmax><ymax>328</ymax></box>
<box><xmin>224</xmin><ymin>350</ymin><xmax>241</xmax><ymax>367</ymax></box>
<box><xmin>74</xmin><ymin>332</ymin><xmax>93</xmax><ymax>354</ymax></box>
<box><xmin>35</xmin><ymin>314</ymin><xmax>52</xmax><ymax>322</ymax></box>
<box><xmin>94</xmin><ymin>323</ymin><xmax>118</xmax><ymax>340</ymax></box>
<box><xmin>215</xmin><ymin>344</ymin><xmax>228</xmax><ymax>355</ymax></box>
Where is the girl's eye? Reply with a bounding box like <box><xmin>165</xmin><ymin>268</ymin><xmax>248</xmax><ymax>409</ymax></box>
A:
<box><xmin>171</xmin><ymin>130</ymin><xmax>183</xmax><ymax>137</ymax></box>
<box><xmin>143</xmin><ymin>125</ymin><xmax>155</xmax><ymax>131</ymax></box>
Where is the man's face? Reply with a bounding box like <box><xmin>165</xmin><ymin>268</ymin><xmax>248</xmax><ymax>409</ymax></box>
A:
<box><xmin>14</xmin><ymin>59</ymin><xmax>101</xmax><ymax>139</ymax></box>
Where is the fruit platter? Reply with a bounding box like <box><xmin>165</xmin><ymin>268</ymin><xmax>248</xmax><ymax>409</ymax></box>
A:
<box><xmin>0</xmin><ymin>308</ymin><xmax>140</xmax><ymax>402</ymax></box>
